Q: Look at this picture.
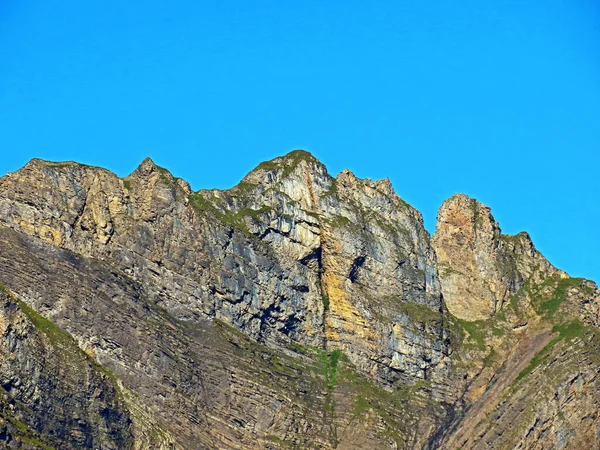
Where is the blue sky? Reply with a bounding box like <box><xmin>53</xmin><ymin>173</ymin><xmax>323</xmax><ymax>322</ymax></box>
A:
<box><xmin>1</xmin><ymin>1</ymin><xmax>599</xmax><ymax>282</ymax></box>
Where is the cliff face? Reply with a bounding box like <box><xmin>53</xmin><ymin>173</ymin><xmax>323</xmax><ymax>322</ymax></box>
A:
<box><xmin>432</xmin><ymin>194</ymin><xmax>565</xmax><ymax>321</ymax></box>
<box><xmin>0</xmin><ymin>151</ymin><xmax>597</xmax><ymax>449</ymax></box>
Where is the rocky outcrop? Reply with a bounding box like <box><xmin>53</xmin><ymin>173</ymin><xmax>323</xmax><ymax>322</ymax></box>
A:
<box><xmin>432</xmin><ymin>194</ymin><xmax>564</xmax><ymax>321</ymax></box>
<box><xmin>199</xmin><ymin>152</ymin><xmax>450</xmax><ymax>391</ymax></box>
<box><xmin>433</xmin><ymin>194</ymin><xmax>505</xmax><ymax>320</ymax></box>
<box><xmin>0</xmin><ymin>151</ymin><xmax>597</xmax><ymax>449</ymax></box>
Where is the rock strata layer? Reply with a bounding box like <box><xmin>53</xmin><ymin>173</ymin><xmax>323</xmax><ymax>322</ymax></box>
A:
<box><xmin>0</xmin><ymin>151</ymin><xmax>596</xmax><ymax>449</ymax></box>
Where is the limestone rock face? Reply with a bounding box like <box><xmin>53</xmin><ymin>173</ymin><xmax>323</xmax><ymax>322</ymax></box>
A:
<box><xmin>432</xmin><ymin>194</ymin><xmax>503</xmax><ymax>320</ymax></box>
<box><xmin>432</xmin><ymin>194</ymin><xmax>564</xmax><ymax>321</ymax></box>
<box><xmin>198</xmin><ymin>151</ymin><xmax>449</xmax><ymax>390</ymax></box>
<box><xmin>0</xmin><ymin>151</ymin><xmax>598</xmax><ymax>449</ymax></box>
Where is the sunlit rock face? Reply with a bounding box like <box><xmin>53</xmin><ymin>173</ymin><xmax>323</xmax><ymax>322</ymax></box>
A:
<box><xmin>0</xmin><ymin>151</ymin><xmax>597</xmax><ymax>449</ymax></box>
<box><xmin>433</xmin><ymin>194</ymin><xmax>507</xmax><ymax>320</ymax></box>
<box><xmin>432</xmin><ymin>194</ymin><xmax>565</xmax><ymax>321</ymax></box>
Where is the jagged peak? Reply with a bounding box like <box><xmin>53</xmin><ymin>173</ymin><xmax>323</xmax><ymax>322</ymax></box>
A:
<box><xmin>372</xmin><ymin>178</ymin><xmax>394</xmax><ymax>196</ymax></box>
<box><xmin>435</xmin><ymin>195</ymin><xmax>549</xmax><ymax>260</ymax></box>
<box><xmin>261</xmin><ymin>149</ymin><xmax>321</xmax><ymax>169</ymax></box>
<box><xmin>24</xmin><ymin>157</ymin><xmax>49</xmax><ymax>167</ymax></box>
<box><xmin>436</xmin><ymin>193</ymin><xmax>500</xmax><ymax>236</ymax></box>
<box><xmin>438</xmin><ymin>193</ymin><xmax>486</xmax><ymax>211</ymax></box>
<box><xmin>139</xmin><ymin>156</ymin><xmax>157</xmax><ymax>167</ymax></box>
<box><xmin>335</xmin><ymin>169</ymin><xmax>358</xmax><ymax>184</ymax></box>
<box><xmin>12</xmin><ymin>158</ymin><xmax>183</xmax><ymax>193</ymax></box>
<box><xmin>241</xmin><ymin>149</ymin><xmax>331</xmax><ymax>191</ymax></box>
<box><xmin>132</xmin><ymin>157</ymin><xmax>159</xmax><ymax>174</ymax></box>
<box><xmin>129</xmin><ymin>157</ymin><xmax>175</xmax><ymax>180</ymax></box>
<box><xmin>433</xmin><ymin>193</ymin><xmax>569</xmax><ymax>321</ymax></box>
<box><xmin>336</xmin><ymin>169</ymin><xmax>396</xmax><ymax>198</ymax></box>
<box><xmin>243</xmin><ymin>149</ymin><xmax>324</xmax><ymax>180</ymax></box>
<box><xmin>436</xmin><ymin>195</ymin><xmax>545</xmax><ymax>254</ymax></box>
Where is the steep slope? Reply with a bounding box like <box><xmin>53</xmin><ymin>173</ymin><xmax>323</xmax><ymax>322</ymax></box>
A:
<box><xmin>429</xmin><ymin>194</ymin><xmax>600</xmax><ymax>449</ymax></box>
<box><xmin>0</xmin><ymin>151</ymin><xmax>597</xmax><ymax>449</ymax></box>
<box><xmin>0</xmin><ymin>225</ymin><xmax>418</xmax><ymax>449</ymax></box>
<box><xmin>0</xmin><ymin>284</ymin><xmax>133</xmax><ymax>450</ymax></box>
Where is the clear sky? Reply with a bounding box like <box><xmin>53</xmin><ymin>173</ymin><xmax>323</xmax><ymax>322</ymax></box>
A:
<box><xmin>1</xmin><ymin>1</ymin><xmax>599</xmax><ymax>282</ymax></box>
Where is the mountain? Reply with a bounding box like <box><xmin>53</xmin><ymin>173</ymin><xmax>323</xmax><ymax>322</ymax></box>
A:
<box><xmin>0</xmin><ymin>150</ymin><xmax>597</xmax><ymax>449</ymax></box>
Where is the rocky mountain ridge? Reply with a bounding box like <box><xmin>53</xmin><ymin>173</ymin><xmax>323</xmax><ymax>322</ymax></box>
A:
<box><xmin>0</xmin><ymin>150</ymin><xmax>597</xmax><ymax>449</ymax></box>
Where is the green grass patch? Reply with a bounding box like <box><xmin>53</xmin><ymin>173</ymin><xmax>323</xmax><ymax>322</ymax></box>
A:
<box><xmin>0</xmin><ymin>284</ymin><xmax>11</xmax><ymax>297</ymax></box>
<box><xmin>340</xmin><ymin>365</ymin><xmax>424</xmax><ymax>445</ymax></box>
<box><xmin>264</xmin><ymin>435</ymin><xmax>293</xmax><ymax>448</ymax></box>
<box><xmin>483</xmin><ymin>348</ymin><xmax>498</xmax><ymax>367</ymax></box>
<box><xmin>352</xmin><ymin>395</ymin><xmax>371</xmax><ymax>417</ymax></box>
<box><xmin>188</xmin><ymin>193</ymin><xmax>220</xmax><ymax>214</ymax></box>
<box><xmin>318</xmin><ymin>349</ymin><xmax>343</xmax><ymax>389</ymax></box>
<box><xmin>17</xmin><ymin>301</ymin><xmax>81</xmax><ymax>353</ymax></box>
<box><xmin>516</xmin><ymin>320</ymin><xmax>588</xmax><ymax>381</ymax></box>
<box><xmin>256</xmin><ymin>160</ymin><xmax>280</xmax><ymax>172</ymax></box>
<box><xmin>281</xmin><ymin>150</ymin><xmax>317</xmax><ymax>178</ymax></box>
<box><xmin>552</xmin><ymin>320</ymin><xmax>587</xmax><ymax>340</ymax></box>
<box><xmin>7</xmin><ymin>415</ymin><xmax>30</xmax><ymax>433</ymax></box>
<box><xmin>516</xmin><ymin>335</ymin><xmax>561</xmax><ymax>382</ymax></box>
<box><xmin>45</xmin><ymin>162</ymin><xmax>72</xmax><ymax>169</ymax></box>
<box><xmin>454</xmin><ymin>319</ymin><xmax>487</xmax><ymax>351</ymax></box>
<box><xmin>188</xmin><ymin>193</ymin><xmax>272</xmax><ymax>233</ymax></box>
<box><xmin>156</xmin><ymin>165</ymin><xmax>171</xmax><ymax>182</ymax></box>
<box><xmin>250</xmin><ymin>150</ymin><xmax>317</xmax><ymax>180</ymax></box>
<box><xmin>491</xmin><ymin>325</ymin><xmax>505</xmax><ymax>337</ymax></box>
<box><xmin>396</xmin><ymin>300</ymin><xmax>443</xmax><ymax>326</ymax></box>
<box><xmin>0</xmin><ymin>411</ymin><xmax>57</xmax><ymax>450</ymax></box>
<box><xmin>538</xmin><ymin>277</ymin><xmax>587</xmax><ymax>318</ymax></box>
<box><xmin>21</xmin><ymin>435</ymin><xmax>56</xmax><ymax>450</ymax></box>
<box><xmin>325</xmin><ymin>214</ymin><xmax>351</xmax><ymax>229</ymax></box>
<box><xmin>500</xmin><ymin>232</ymin><xmax>529</xmax><ymax>247</ymax></box>
<box><xmin>232</xmin><ymin>180</ymin><xmax>259</xmax><ymax>195</ymax></box>
<box><xmin>16</xmin><ymin>298</ymin><xmax>128</xmax><ymax>407</ymax></box>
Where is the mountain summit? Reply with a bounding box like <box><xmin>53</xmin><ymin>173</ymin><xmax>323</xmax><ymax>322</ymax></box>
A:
<box><xmin>0</xmin><ymin>152</ymin><xmax>597</xmax><ymax>449</ymax></box>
